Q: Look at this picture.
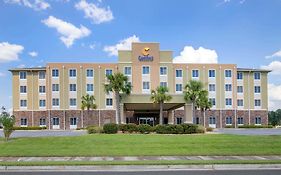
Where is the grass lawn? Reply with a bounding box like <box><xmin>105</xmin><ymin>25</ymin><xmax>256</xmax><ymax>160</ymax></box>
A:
<box><xmin>0</xmin><ymin>134</ymin><xmax>281</xmax><ymax>157</ymax></box>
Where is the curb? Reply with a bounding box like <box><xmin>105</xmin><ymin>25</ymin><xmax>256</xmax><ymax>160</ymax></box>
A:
<box><xmin>1</xmin><ymin>164</ymin><xmax>281</xmax><ymax>172</ymax></box>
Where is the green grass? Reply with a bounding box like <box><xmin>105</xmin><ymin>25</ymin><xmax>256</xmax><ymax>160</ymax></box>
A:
<box><xmin>1</xmin><ymin>134</ymin><xmax>281</xmax><ymax>156</ymax></box>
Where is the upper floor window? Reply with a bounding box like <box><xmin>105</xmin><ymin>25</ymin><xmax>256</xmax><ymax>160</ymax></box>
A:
<box><xmin>254</xmin><ymin>86</ymin><xmax>261</xmax><ymax>93</ymax></box>
<box><xmin>106</xmin><ymin>98</ymin><xmax>113</xmax><ymax>106</ymax></box>
<box><xmin>175</xmin><ymin>69</ymin><xmax>182</xmax><ymax>78</ymax></box>
<box><xmin>19</xmin><ymin>71</ymin><xmax>27</xmax><ymax>79</ymax></box>
<box><xmin>160</xmin><ymin>67</ymin><xmax>167</xmax><ymax>75</ymax></box>
<box><xmin>86</xmin><ymin>69</ymin><xmax>94</xmax><ymax>77</ymax></box>
<box><xmin>176</xmin><ymin>84</ymin><xmax>182</xmax><ymax>92</ymax></box>
<box><xmin>69</xmin><ymin>98</ymin><xmax>77</xmax><ymax>106</ymax></box>
<box><xmin>255</xmin><ymin>99</ymin><xmax>261</xmax><ymax>107</ymax></box>
<box><xmin>225</xmin><ymin>84</ymin><xmax>232</xmax><ymax>91</ymax></box>
<box><xmin>142</xmin><ymin>66</ymin><xmax>150</xmax><ymax>75</ymax></box>
<box><xmin>237</xmin><ymin>99</ymin><xmax>244</xmax><ymax>106</ymax></box>
<box><xmin>209</xmin><ymin>98</ymin><xmax>216</xmax><ymax>106</ymax></box>
<box><xmin>209</xmin><ymin>70</ymin><xmax>215</xmax><ymax>78</ymax></box>
<box><xmin>39</xmin><ymin>100</ymin><xmax>46</xmax><ymax>107</ymax></box>
<box><xmin>192</xmin><ymin>70</ymin><xmax>199</xmax><ymax>77</ymax></box>
<box><xmin>52</xmin><ymin>98</ymin><xmax>59</xmax><ymax>106</ymax></box>
<box><xmin>124</xmin><ymin>67</ymin><xmax>132</xmax><ymax>75</ymax></box>
<box><xmin>105</xmin><ymin>69</ymin><xmax>113</xmax><ymax>76</ymax></box>
<box><xmin>143</xmin><ymin>81</ymin><xmax>150</xmax><ymax>90</ymax></box>
<box><xmin>160</xmin><ymin>82</ymin><xmax>167</xmax><ymax>87</ymax></box>
<box><xmin>237</xmin><ymin>86</ymin><xmax>243</xmax><ymax>93</ymax></box>
<box><xmin>69</xmin><ymin>69</ymin><xmax>76</xmax><ymax>77</ymax></box>
<box><xmin>52</xmin><ymin>84</ymin><xmax>59</xmax><ymax>92</ymax></box>
<box><xmin>20</xmin><ymin>99</ymin><xmax>27</xmax><ymax>107</ymax></box>
<box><xmin>225</xmin><ymin>98</ymin><xmax>232</xmax><ymax>106</ymax></box>
<box><xmin>254</xmin><ymin>72</ymin><xmax>261</xmax><ymax>80</ymax></box>
<box><xmin>209</xmin><ymin>84</ymin><xmax>216</xmax><ymax>91</ymax></box>
<box><xmin>237</xmin><ymin>72</ymin><xmax>243</xmax><ymax>80</ymax></box>
<box><xmin>52</xmin><ymin>69</ymin><xmax>59</xmax><ymax>77</ymax></box>
<box><xmin>20</xmin><ymin>86</ymin><xmax>27</xmax><ymax>93</ymax></box>
<box><xmin>225</xmin><ymin>70</ymin><xmax>232</xmax><ymax>78</ymax></box>
<box><xmin>39</xmin><ymin>86</ymin><xmax>46</xmax><ymax>93</ymax></box>
<box><xmin>87</xmin><ymin>84</ymin><xmax>94</xmax><ymax>92</ymax></box>
<box><xmin>69</xmin><ymin>84</ymin><xmax>77</xmax><ymax>92</ymax></box>
<box><xmin>39</xmin><ymin>71</ymin><xmax>46</xmax><ymax>79</ymax></box>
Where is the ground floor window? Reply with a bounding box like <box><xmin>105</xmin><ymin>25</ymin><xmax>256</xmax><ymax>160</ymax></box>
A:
<box><xmin>176</xmin><ymin>117</ymin><xmax>183</xmax><ymax>124</ymax></box>
<box><xmin>194</xmin><ymin>117</ymin><xmax>199</xmax><ymax>124</ymax></box>
<box><xmin>226</xmin><ymin>116</ymin><xmax>232</xmax><ymax>125</ymax></box>
<box><xmin>126</xmin><ymin>117</ymin><xmax>129</xmax><ymax>124</ymax></box>
<box><xmin>209</xmin><ymin>117</ymin><xmax>216</xmax><ymax>125</ymax></box>
<box><xmin>70</xmin><ymin>117</ymin><xmax>77</xmax><ymax>125</ymax></box>
<box><xmin>255</xmin><ymin>117</ymin><xmax>261</xmax><ymax>125</ymax></box>
<box><xmin>20</xmin><ymin>118</ymin><xmax>27</xmax><ymax>126</ymax></box>
<box><xmin>39</xmin><ymin>118</ymin><xmax>46</xmax><ymax>126</ymax></box>
<box><xmin>52</xmin><ymin>117</ymin><xmax>59</xmax><ymax>125</ymax></box>
<box><xmin>237</xmin><ymin>117</ymin><xmax>244</xmax><ymax>125</ymax></box>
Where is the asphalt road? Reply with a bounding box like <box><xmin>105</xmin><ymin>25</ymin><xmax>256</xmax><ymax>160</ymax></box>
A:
<box><xmin>214</xmin><ymin>128</ymin><xmax>281</xmax><ymax>135</ymax></box>
<box><xmin>0</xmin><ymin>130</ymin><xmax>87</xmax><ymax>138</ymax></box>
<box><xmin>1</xmin><ymin>170</ymin><xmax>281</xmax><ymax>175</ymax></box>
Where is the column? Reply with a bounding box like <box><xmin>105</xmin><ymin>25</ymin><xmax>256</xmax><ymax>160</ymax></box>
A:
<box><xmin>168</xmin><ymin>110</ymin><xmax>174</xmax><ymax>124</ymax></box>
<box><xmin>184</xmin><ymin>103</ymin><xmax>193</xmax><ymax>124</ymax></box>
<box><xmin>120</xmin><ymin>103</ymin><xmax>126</xmax><ymax>124</ymax></box>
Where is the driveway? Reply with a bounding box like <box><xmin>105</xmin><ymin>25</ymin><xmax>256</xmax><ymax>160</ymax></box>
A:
<box><xmin>214</xmin><ymin>128</ymin><xmax>281</xmax><ymax>135</ymax></box>
<box><xmin>0</xmin><ymin>130</ymin><xmax>87</xmax><ymax>138</ymax></box>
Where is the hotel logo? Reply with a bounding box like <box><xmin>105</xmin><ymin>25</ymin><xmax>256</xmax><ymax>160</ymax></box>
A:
<box><xmin>138</xmin><ymin>47</ymin><xmax>153</xmax><ymax>61</ymax></box>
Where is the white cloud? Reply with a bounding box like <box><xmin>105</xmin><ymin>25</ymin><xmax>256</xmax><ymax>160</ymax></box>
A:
<box><xmin>0</xmin><ymin>42</ymin><xmax>24</xmax><ymax>63</ymax></box>
<box><xmin>268</xmin><ymin>83</ymin><xmax>281</xmax><ymax>110</ymax></box>
<box><xmin>4</xmin><ymin>0</ymin><xmax>50</xmax><ymax>11</ymax></box>
<box><xmin>17</xmin><ymin>64</ymin><xmax>26</xmax><ymax>68</ymax></box>
<box><xmin>75</xmin><ymin>0</ymin><xmax>114</xmax><ymax>24</ymax></box>
<box><xmin>173</xmin><ymin>46</ymin><xmax>218</xmax><ymax>63</ymax></box>
<box><xmin>29</xmin><ymin>51</ymin><xmax>38</xmax><ymax>57</ymax></box>
<box><xmin>89</xmin><ymin>44</ymin><xmax>95</xmax><ymax>50</ymax></box>
<box><xmin>0</xmin><ymin>72</ymin><xmax>6</xmax><ymax>77</ymax></box>
<box><xmin>261</xmin><ymin>61</ymin><xmax>281</xmax><ymax>75</ymax></box>
<box><xmin>265</xmin><ymin>50</ymin><xmax>281</xmax><ymax>59</ymax></box>
<box><xmin>103</xmin><ymin>35</ymin><xmax>140</xmax><ymax>56</ymax></box>
<box><xmin>42</xmin><ymin>16</ymin><xmax>91</xmax><ymax>48</ymax></box>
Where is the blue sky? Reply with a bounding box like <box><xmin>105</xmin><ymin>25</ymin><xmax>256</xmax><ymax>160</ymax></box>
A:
<box><xmin>1</xmin><ymin>0</ymin><xmax>281</xmax><ymax>111</ymax></box>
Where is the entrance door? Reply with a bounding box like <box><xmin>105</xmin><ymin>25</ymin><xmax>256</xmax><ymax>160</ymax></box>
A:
<box><xmin>139</xmin><ymin>117</ymin><xmax>154</xmax><ymax>126</ymax></box>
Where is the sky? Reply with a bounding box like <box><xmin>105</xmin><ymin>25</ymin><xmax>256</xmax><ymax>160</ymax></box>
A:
<box><xmin>1</xmin><ymin>0</ymin><xmax>281</xmax><ymax>111</ymax></box>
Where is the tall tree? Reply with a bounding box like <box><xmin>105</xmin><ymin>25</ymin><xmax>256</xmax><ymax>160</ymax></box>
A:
<box><xmin>150</xmin><ymin>86</ymin><xmax>172</xmax><ymax>125</ymax></box>
<box><xmin>184</xmin><ymin>80</ymin><xmax>207</xmax><ymax>123</ymax></box>
<box><xmin>81</xmin><ymin>94</ymin><xmax>97</xmax><ymax>125</ymax></box>
<box><xmin>197</xmin><ymin>90</ymin><xmax>212</xmax><ymax>127</ymax></box>
<box><xmin>104</xmin><ymin>73</ymin><xmax>132</xmax><ymax>124</ymax></box>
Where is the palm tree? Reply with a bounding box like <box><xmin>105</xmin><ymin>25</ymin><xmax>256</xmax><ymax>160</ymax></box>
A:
<box><xmin>184</xmin><ymin>80</ymin><xmax>206</xmax><ymax>123</ymax></box>
<box><xmin>81</xmin><ymin>94</ymin><xmax>97</xmax><ymax>126</ymax></box>
<box><xmin>150</xmin><ymin>86</ymin><xmax>172</xmax><ymax>125</ymax></box>
<box><xmin>104</xmin><ymin>72</ymin><xmax>132</xmax><ymax>124</ymax></box>
<box><xmin>197</xmin><ymin>90</ymin><xmax>212</xmax><ymax>127</ymax></box>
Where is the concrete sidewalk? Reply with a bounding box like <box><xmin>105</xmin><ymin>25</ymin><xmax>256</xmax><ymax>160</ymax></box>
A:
<box><xmin>1</xmin><ymin>156</ymin><xmax>281</xmax><ymax>162</ymax></box>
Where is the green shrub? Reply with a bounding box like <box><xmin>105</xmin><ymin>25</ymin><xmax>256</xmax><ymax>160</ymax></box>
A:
<box><xmin>138</xmin><ymin>124</ymin><xmax>152</xmax><ymax>134</ymax></box>
<box><xmin>196</xmin><ymin>125</ymin><xmax>205</xmax><ymax>134</ymax></box>
<box><xmin>166</xmin><ymin>124</ymin><xmax>184</xmax><ymax>134</ymax></box>
<box><xmin>181</xmin><ymin>123</ymin><xmax>198</xmax><ymax>134</ymax></box>
<box><xmin>126</xmin><ymin>123</ymin><xmax>138</xmax><ymax>133</ymax></box>
<box><xmin>155</xmin><ymin>125</ymin><xmax>167</xmax><ymax>134</ymax></box>
<box><xmin>206</xmin><ymin>127</ymin><xmax>214</xmax><ymax>132</ymax></box>
<box><xmin>13</xmin><ymin>126</ymin><xmax>47</xmax><ymax>130</ymax></box>
<box><xmin>225</xmin><ymin>125</ymin><xmax>235</xmax><ymax>128</ymax></box>
<box><xmin>87</xmin><ymin>126</ymin><xmax>103</xmax><ymax>134</ymax></box>
<box><xmin>238</xmin><ymin>125</ymin><xmax>273</xmax><ymax>128</ymax></box>
<box><xmin>118</xmin><ymin>124</ymin><xmax>127</xmax><ymax>133</ymax></box>
<box><xmin>103</xmin><ymin>123</ymin><xmax>118</xmax><ymax>134</ymax></box>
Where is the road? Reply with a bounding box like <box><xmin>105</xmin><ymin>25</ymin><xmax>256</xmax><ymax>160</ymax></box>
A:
<box><xmin>214</xmin><ymin>128</ymin><xmax>281</xmax><ymax>135</ymax></box>
<box><xmin>1</xmin><ymin>170</ymin><xmax>281</xmax><ymax>175</ymax></box>
<box><xmin>0</xmin><ymin>130</ymin><xmax>87</xmax><ymax>138</ymax></box>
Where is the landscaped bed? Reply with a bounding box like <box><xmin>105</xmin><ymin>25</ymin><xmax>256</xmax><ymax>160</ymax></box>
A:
<box><xmin>0</xmin><ymin>134</ymin><xmax>281</xmax><ymax>157</ymax></box>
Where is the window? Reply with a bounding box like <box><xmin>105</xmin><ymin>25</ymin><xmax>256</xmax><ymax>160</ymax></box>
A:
<box><xmin>20</xmin><ymin>100</ymin><xmax>27</xmax><ymax>107</ymax></box>
<box><xmin>225</xmin><ymin>70</ymin><xmax>232</xmax><ymax>78</ymax></box>
<box><xmin>39</xmin><ymin>100</ymin><xmax>46</xmax><ymax>107</ymax></box>
<box><xmin>160</xmin><ymin>67</ymin><xmax>167</xmax><ymax>75</ymax></box>
<box><xmin>69</xmin><ymin>69</ymin><xmax>76</xmax><ymax>77</ymax></box>
<box><xmin>195</xmin><ymin>117</ymin><xmax>200</xmax><ymax>124</ymax></box>
<box><xmin>53</xmin><ymin>117</ymin><xmax>59</xmax><ymax>125</ymax></box>
<box><xmin>106</xmin><ymin>98</ymin><xmax>113</xmax><ymax>106</ymax></box>
<box><xmin>255</xmin><ymin>117</ymin><xmax>261</xmax><ymax>125</ymax></box>
<box><xmin>255</xmin><ymin>99</ymin><xmax>261</xmax><ymax>106</ymax></box>
<box><xmin>254</xmin><ymin>86</ymin><xmax>261</xmax><ymax>93</ymax></box>
<box><xmin>70</xmin><ymin>118</ymin><xmax>77</xmax><ymax>125</ymax></box>
<box><xmin>39</xmin><ymin>118</ymin><xmax>46</xmax><ymax>126</ymax></box>
<box><xmin>87</xmin><ymin>84</ymin><xmax>94</xmax><ymax>92</ymax></box>
<box><xmin>70</xmin><ymin>98</ymin><xmax>77</xmax><ymax>106</ymax></box>
<box><xmin>209</xmin><ymin>117</ymin><xmax>216</xmax><ymax>125</ymax></box>
<box><xmin>237</xmin><ymin>117</ymin><xmax>244</xmax><ymax>125</ymax></box>
<box><xmin>52</xmin><ymin>84</ymin><xmax>59</xmax><ymax>92</ymax></box>
<box><xmin>254</xmin><ymin>72</ymin><xmax>261</xmax><ymax>80</ymax></box>
<box><xmin>20</xmin><ymin>118</ymin><xmax>27</xmax><ymax>126</ymax></box>
<box><xmin>237</xmin><ymin>72</ymin><xmax>243</xmax><ymax>80</ymax></box>
<box><xmin>160</xmin><ymin>82</ymin><xmax>167</xmax><ymax>87</ymax></box>
<box><xmin>20</xmin><ymin>86</ymin><xmax>27</xmax><ymax>93</ymax></box>
<box><xmin>226</xmin><ymin>117</ymin><xmax>232</xmax><ymax>125</ymax></box>
<box><xmin>105</xmin><ymin>69</ymin><xmax>113</xmax><ymax>76</ymax></box>
<box><xmin>175</xmin><ymin>69</ymin><xmax>182</xmax><ymax>78</ymax></box>
<box><xmin>39</xmin><ymin>71</ymin><xmax>46</xmax><ymax>79</ymax></box>
<box><xmin>86</xmin><ymin>69</ymin><xmax>94</xmax><ymax>77</ymax></box>
<box><xmin>237</xmin><ymin>99</ymin><xmax>243</xmax><ymax>106</ymax></box>
<box><xmin>225</xmin><ymin>98</ymin><xmax>232</xmax><ymax>106</ymax></box>
<box><xmin>209</xmin><ymin>70</ymin><xmax>215</xmax><ymax>77</ymax></box>
<box><xmin>142</xmin><ymin>66</ymin><xmax>150</xmax><ymax>74</ymax></box>
<box><xmin>143</xmin><ymin>81</ymin><xmax>150</xmax><ymax>90</ymax></box>
<box><xmin>237</xmin><ymin>86</ymin><xmax>243</xmax><ymax>93</ymax></box>
<box><xmin>176</xmin><ymin>84</ymin><xmax>182</xmax><ymax>92</ymax></box>
<box><xmin>19</xmin><ymin>71</ymin><xmax>27</xmax><ymax>79</ymax></box>
<box><xmin>39</xmin><ymin>86</ymin><xmax>45</xmax><ymax>93</ymax></box>
<box><xmin>192</xmin><ymin>70</ymin><xmax>199</xmax><ymax>77</ymax></box>
<box><xmin>176</xmin><ymin>117</ymin><xmax>183</xmax><ymax>124</ymax></box>
<box><xmin>209</xmin><ymin>98</ymin><xmax>216</xmax><ymax>106</ymax></box>
<box><xmin>124</xmin><ymin>67</ymin><xmax>132</xmax><ymax>75</ymax></box>
<box><xmin>69</xmin><ymin>84</ymin><xmax>76</xmax><ymax>91</ymax></box>
<box><xmin>225</xmin><ymin>84</ymin><xmax>232</xmax><ymax>91</ymax></box>
<box><xmin>52</xmin><ymin>98</ymin><xmax>59</xmax><ymax>106</ymax></box>
<box><xmin>209</xmin><ymin>84</ymin><xmax>216</xmax><ymax>91</ymax></box>
<box><xmin>52</xmin><ymin>69</ymin><xmax>59</xmax><ymax>77</ymax></box>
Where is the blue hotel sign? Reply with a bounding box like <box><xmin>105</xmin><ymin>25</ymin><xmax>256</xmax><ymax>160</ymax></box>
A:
<box><xmin>138</xmin><ymin>47</ymin><xmax>153</xmax><ymax>61</ymax></box>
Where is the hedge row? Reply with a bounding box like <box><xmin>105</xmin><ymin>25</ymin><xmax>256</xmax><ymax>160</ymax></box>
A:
<box><xmin>13</xmin><ymin>126</ymin><xmax>47</xmax><ymax>130</ymax></box>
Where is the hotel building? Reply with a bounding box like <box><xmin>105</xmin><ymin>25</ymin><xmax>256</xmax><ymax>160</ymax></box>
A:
<box><xmin>10</xmin><ymin>42</ymin><xmax>270</xmax><ymax>129</ymax></box>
